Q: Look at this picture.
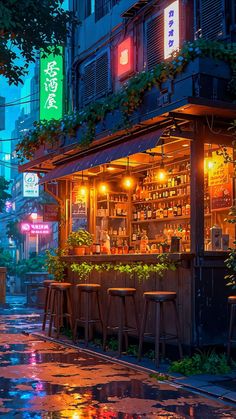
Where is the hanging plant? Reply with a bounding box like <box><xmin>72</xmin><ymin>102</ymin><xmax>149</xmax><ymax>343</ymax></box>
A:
<box><xmin>16</xmin><ymin>39</ymin><xmax>236</xmax><ymax>162</ymax></box>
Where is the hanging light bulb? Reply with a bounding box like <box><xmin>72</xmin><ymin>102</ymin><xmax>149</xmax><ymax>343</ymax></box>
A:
<box><xmin>98</xmin><ymin>167</ymin><xmax>109</xmax><ymax>194</ymax></box>
<box><xmin>205</xmin><ymin>145</ymin><xmax>214</xmax><ymax>171</ymax></box>
<box><xmin>155</xmin><ymin>144</ymin><xmax>166</xmax><ymax>183</ymax></box>
<box><xmin>123</xmin><ymin>157</ymin><xmax>135</xmax><ymax>189</ymax></box>
<box><xmin>79</xmin><ymin>171</ymin><xmax>87</xmax><ymax>197</ymax></box>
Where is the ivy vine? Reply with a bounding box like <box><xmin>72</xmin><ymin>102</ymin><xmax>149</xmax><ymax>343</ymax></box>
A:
<box><xmin>16</xmin><ymin>39</ymin><xmax>236</xmax><ymax>162</ymax></box>
<box><xmin>70</xmin><ymin>254</ymin><xmax>178</xmax><ymax>282</ymax></box>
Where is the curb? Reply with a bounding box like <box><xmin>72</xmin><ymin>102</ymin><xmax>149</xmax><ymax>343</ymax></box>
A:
<box><xmin>32</xmin><ymin>331</ymin><xmax>236</xmax><ymax>407</ymax></box>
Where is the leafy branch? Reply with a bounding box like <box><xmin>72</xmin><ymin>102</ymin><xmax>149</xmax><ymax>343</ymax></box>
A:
<box><xmin>16</xmin><ymin>39</ymin><xmax>236</xmax><ymax>162</ymax></box>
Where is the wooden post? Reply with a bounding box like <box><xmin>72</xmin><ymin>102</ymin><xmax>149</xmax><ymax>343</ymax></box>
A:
<box><xmin>0</xmin><ymin>267</ymin><xmax>6</xmax><ymax>304</ymax></box>
<box><xmin>190</xmin><ymin>119</ymin><xmax>205</xmax><ymax>254</ymax></box>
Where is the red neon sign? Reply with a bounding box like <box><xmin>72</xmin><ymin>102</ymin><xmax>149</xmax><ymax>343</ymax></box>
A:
<box><xmin>20</xmin><ymin>222</ymin><xmax>51</xmax><ymax>235</ymax></box>
<box><xmin>117</xmin><ymin>37</ymin><xmax>133</xmax><ymax>78</ymax></box>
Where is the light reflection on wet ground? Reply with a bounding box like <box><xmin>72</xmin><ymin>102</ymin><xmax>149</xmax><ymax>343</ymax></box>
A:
<box><xmin>0</xmin><ymin>305</ymin><xmax>236</xmax><ymax>418</ymax></box>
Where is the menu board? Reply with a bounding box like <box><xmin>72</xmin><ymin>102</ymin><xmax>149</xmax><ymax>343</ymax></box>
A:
<box><xmin>208</xmin><ymin>150</ymin><xmax>233</xmax><ymax>210</ymax></box>
<box><xmin>72</xmin><ymin>182</ymin><xmax>87</xmax><ymax>231</ymax></box>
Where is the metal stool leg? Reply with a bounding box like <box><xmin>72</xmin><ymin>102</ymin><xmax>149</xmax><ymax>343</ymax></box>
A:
<box><xmin>172</xmin><ymin>300</ymin><xmax>183</xmax><ymax>359</ymax></box>
<box><xmin>138</xmin><ymin>299</ymin><xmax>149</xmax><ymax>361</ymax></box>
<box><xmin>103</xmin><ymin>294</ymin><xmax>112</xmax><ymax>351</ymax></box>
<box><xmin>155</xmin><ymin>302</ymin><xmax>161</xmax><ymax>368</ymax></box>
<box><xmin>227</xmin><ymin>303</ymin><xmax>236</xmax><ymax>360</ymax></box>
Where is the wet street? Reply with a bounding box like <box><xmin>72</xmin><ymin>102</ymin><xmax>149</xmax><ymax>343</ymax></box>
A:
<box><xmin>0</xmin><ymin>301</ymin><xmax>236</xmax><ymax>418</ymax></box>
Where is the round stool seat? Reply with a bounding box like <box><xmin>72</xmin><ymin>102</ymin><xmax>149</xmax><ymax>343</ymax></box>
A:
<box><xmin>108</xmin><ymin>288</ymin><xmax>136</xmax><ymax>297</ymax></box>
<box><xmin>76</xmin><ymin>283</ymin><xmax>101</xmax><ymax>292</ymax></box>
<box><xmin>50</xmin><ymin>282</ymin><xmax>71</xmax><ymax>290</ymax></box>
<box><xmin>228</xmin><ymin>296</ymin><xmax>236</xmax><ymax>304</ymax></box>
<box><xmin>43</xmin><ymin>280</ymin><xmax>53</xmax><ymax>287</ymax></box>
<box><xmin>144</xmin><ymin>291</ymin><xmax>177</xmax><ymax>302</ymax></box>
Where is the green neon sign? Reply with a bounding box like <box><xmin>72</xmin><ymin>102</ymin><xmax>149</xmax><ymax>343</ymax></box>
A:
<box><xmin>40</xmin><ymin>46</ymin><xmax>64</xmax><ymax>120</ymax></box>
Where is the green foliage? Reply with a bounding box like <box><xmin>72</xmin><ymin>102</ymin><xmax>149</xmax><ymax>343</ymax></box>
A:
<box><xmin>150</xmin><ymin>372</ymin><xmax>170</xmax><ymax>381</ymax></box>
<box><xmin>71</xmin><ymin>254</ymin><xmax>177</xmax><ymax>282</ymax></box>
<box><xmin>16</xmin><ymin>39</ymin><xmax>236</xmax><ymax>162</ymax></box>
<box><xmin>66</xmin><ymin>229</ymin><xmax>93</xmax><ymax>248</ymax></box>
<box><xmin>71</xmin><ymin>261</ymin><xmax>94</xmax><ymax>282</ymax></box>
<box><xmin>0</xmin><ymin>248</ymin><xmax>14</xmax><ymax>275</ymax></box>
<box><xmin>44</xmin><ymin>248</ymin><xmax>67</xmax><ymax>282</ymax></box>
<box><xmin>0</xmin><ymin>176</ymin><xmax>11</xmax><ymax>212</ymax></box>
<box><xmin>15</xmin><ymin>253</ymin><xmax>46</xmax><ymax>278</ymax></box>
<box><xmin>0</xmin><ymin>0</ymin><xmax>77</xmax><ymax>85</ymax></box>
<box><xmin>169</xmin><ymin>350</ymin><xmax>230</xmax><ymax>376</ymax></box>
<box><xmin>225</xmin><ymin>241</ymin><xmax>236</xmax><ymax>289</ymax></box>
<box><xmin>6</xmin><ymin>220</ymin><xmax>24</xmax><ymax>244</ymax></box>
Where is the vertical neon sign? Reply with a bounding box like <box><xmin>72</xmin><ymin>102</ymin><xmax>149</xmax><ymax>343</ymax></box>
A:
<box><xmin>40</xmin><ymin>47</ymin><xmax>64</xmax><ymax>120</ymax></box>
<box><xmin>164</xmin><ymin>0</ymin><xmax>179</xmax><ymax>59</ymax></box>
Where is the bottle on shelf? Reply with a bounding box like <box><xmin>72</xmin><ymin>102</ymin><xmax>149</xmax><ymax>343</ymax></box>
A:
<box><xmin>168</xmin><ymin>202</ymin><xmax>173</xmax><ymax>218</ymax></box>
<box><xmin>177</xmin><ymin>201</ymin><xmax>182</xmax><ymax>216</ymax></box>
<box><xmin>163</xmin><ymin>203</ymin><xmax>168</xmax><ymax>218</ymax></box>
<box><xmin>140</xmin><ymin>230</ymin><xmax>149</xmax><ymax>254</ymax></box>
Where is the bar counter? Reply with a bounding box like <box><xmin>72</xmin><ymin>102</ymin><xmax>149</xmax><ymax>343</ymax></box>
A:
<box><xmin>63</xmin><ymin>253</ymin><xmax>194</xmax><ymax>346</ymax></box>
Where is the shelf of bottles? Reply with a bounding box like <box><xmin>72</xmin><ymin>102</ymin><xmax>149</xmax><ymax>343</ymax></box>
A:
<box><xmin>131</xmin><ymin>161</ymin><xmax>191</xmax><ymax>251</ymax></box>
<box><xmin>96</xmin><ymin>191</ymin><xmax>129</xmax><ymax>241</ymax></box>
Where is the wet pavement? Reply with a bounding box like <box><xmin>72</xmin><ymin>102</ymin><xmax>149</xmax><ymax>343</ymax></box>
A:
<box><xmin>0</xmin><ymin>298</ymin><xmax>236</xmax><ymax>418</ymax></box>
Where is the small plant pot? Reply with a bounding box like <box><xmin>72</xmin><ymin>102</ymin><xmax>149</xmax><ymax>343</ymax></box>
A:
<box><xmin>74</xmin><ymin>246</ymin><xmax>86</xmax><ymax>256</ymax></box>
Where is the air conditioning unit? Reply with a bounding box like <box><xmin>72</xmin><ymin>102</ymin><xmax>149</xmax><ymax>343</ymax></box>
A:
<box><xmin>121</xmin><ymin>0</ymin><xmax>149</xmax><ymax>18</ymax></box>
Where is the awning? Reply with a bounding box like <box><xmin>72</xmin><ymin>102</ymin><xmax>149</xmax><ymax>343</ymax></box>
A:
<box><xmin>39</xmin><ymin>129</ymin><xmax>164</xmax><ymax>184</ymax></box>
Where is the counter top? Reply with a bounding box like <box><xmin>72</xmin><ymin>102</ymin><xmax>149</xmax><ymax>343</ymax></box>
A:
<box><xmin>63</xmin><ymin>253</ymin><xmax>194</xmax><ymax>264</ymax></box>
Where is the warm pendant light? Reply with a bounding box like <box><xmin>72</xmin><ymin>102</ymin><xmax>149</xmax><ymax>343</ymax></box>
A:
<box><xmin>98</xmin><ymin>167</ymin><xmax>109</xmax><ymax>194</ymax></box>
<box><xmin>79</xmin><ymin>171</ymin><xmax>87</xmax><ymax>197</ymax></box>
<box><xmin>123</xmin><ymin>157</ymin><xmax>135</xmax><ymax>189</ymax></box>
<box><xmin>156</xmin><ymin>144</ymin><xmax>166</xmax><ymax>183</ymax></box>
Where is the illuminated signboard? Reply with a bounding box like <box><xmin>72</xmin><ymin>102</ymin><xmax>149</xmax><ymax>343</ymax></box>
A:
<box><xmin>20</xmin><ymin>223</ymin><xmax>51</xmax><ymax>235</ymax></box>
<box><xmin>164</xmin><ymin>0</ymin><xmax>179</xmax><ymax>59</ymax></box>
<box><xmin>23</xmin><ymin>172</ymin><xmax>39</xmax><ymax>198</ymax></box>
<box><xmin>40</xmin><ymin>46</ymin><xmax>64</xmax><ymax>120</ymax></box>
<box><xmin>117</xmin><ymin>37</ymin><xmax>133</xmax><ymax>78</ymax></box>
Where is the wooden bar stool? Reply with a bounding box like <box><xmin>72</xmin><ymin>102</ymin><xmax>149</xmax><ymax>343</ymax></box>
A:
<box><xmin>42</xmin><ymin>280</ymin><xmax>54</xmax><ymax>331</ymax></box>
<box><xmin>73</xmin><ymin>283</ymin><xmax>103</xmax><ymax>346</ymax></box>
<box><xmin>227</xmin><ymin>296</ymin><xmax>236</xmax><ymax>360</ymax></box>
<box><xmin>103</xmin><ymin>288</ymin><xmax>139</xmax><ymax>357</ymax></box>
<box><xmin>48</xmin><ymin>282</ymin><xmax>73</xmax><ymax>338</ymax></box>
<box><xmin>138</xmin><ymin>291</ymin><xmax>183</xmax><ymax>367</ymax></box>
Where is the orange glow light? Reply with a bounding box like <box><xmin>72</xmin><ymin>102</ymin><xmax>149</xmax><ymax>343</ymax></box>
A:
<box><xmin>117</xmin><ymin>37</ymin><xmax>133</xmax><ymax>78</ymax></box>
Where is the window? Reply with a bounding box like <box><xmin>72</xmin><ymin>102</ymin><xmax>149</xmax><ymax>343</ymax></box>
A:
<box><xmin>79</xmin><ymin>51</ymin><xmax>110</xmax><ymax>107</ymax></box>
<box><xmin>85</xmin><ymin>0</ymin><xmax>95</xmax><ymax>17</ymax></box>
<box><xmin>204</xmin><ymin>144</ymin><xmax>235</xmax><ymax>251</ymax></box>
<box><xmin>145</xmin><ymin>14</ymin><xmax>164</xmax><ymax>70</ymax></box>
<box><xmin>197</xmin><ymin>0</ymin><xmax>224</xmax><ymax>40</ymax></box>
<box><xmin>95</xmin><ymin>0</ymin><xmax>118</xmax><ymax>21</ymax></box>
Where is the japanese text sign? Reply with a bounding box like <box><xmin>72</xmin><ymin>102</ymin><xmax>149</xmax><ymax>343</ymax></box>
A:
<box><xmin>164</xmin><ymin>0</ymin><xmax>179</xmax><ymax>59</ymax></box>
<box><xmin>40</xmin><ymin>46</ymin><xmax>64</xmax><ymax>120</ymax></box>
<box><xmin>20</xmin><ymin>223</ymin><xmax>51</xmax><ymax>235</ymax></box>
<box><xmin>23</xmin><ymin>172</ymin><xmax>39</xmax><ymax>197</ymax></box>
<box><xmin>43</xmin><ymin>204</ymin><xmax>59</xmax><ymax>222</ymax></box>
<box><xmin>117</xmin><ymin>37</ymin><xmax>133</xmax><ymax>78</ymax></box>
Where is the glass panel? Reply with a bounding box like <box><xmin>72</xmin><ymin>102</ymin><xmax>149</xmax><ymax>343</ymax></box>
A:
<box><xmin>204</xmin><ymin>144</ymin><xmax>235</xmax><ymax>251</ymax></box>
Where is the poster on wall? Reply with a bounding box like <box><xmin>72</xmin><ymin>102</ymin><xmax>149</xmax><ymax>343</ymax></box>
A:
<box><xmin>208</xmin><ymin>150</ymin><xmax>233</xmax><ymax>210</ymax></box>
<box><xmin>72</xmin><ymin>183</ymin><xmax>87</xmax><ymax>231</ymax></box>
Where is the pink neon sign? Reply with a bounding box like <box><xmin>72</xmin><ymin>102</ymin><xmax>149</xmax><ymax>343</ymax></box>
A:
<box><xmin>20</xmin><ymin>222</ymin><xmax>51</xmax><ymax>235</ymax></box>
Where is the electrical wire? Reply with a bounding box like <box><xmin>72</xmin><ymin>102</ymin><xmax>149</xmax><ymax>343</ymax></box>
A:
<box><xmin>1</xmin><ymin>91</ymin><xmax>39</xmax><ymax>107</ymax></box>
<box><xmin>0</xmin><ymin>99</ymin><xmax>39</xmax><ymax>107</ymax></box>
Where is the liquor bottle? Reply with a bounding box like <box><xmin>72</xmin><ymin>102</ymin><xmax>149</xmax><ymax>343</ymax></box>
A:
<box><xmin>137</xmin><ymin>224</ymin><xmax>141</xmax><ymax>240</ymax></box>
<box><xmin>173</xmin><ymin>202</ymin><xmax>178</xmax><ymax>217</ymax></box>
<box><xmin>185</xmin><ymin>199</ymin><xmax>191</xmax><ymax>216</ymax></box>
<box><xmin>163</xmin><ymin>203</ymin><xmax>168</xmax><ymax>218</ymax></box>
<box><xmin>140</xmin><ymin>205</ymin><xmax>145</xmax><ymax>221</ymax></box>
<box><xmin>177</xmin><ymin>201</ymin><xmax>182</xmax><ymax>216</ymax></box>
<box><xmin>182</xmin><ymin>201</ymin><xmax>186</xmax><ymax>216</ymax></box>
<box><xmin>152</xmin><ymin>203</ymin><xmax>156</xmax><ymax>219</ymax></box>
<box><xmin>147</xmin><ymin>204</ymin><xmax>152</xmax><ymax>219</ymax></box>
<box><xmin>132</xmin><ymin>228</ymin><xmax>137</xmax><ymax>242</ymax></box>
<box><xmin>156</xmin><ymin>204</ymin><xmax>160</xmax><ymax>219</ymax></box>
<box><xmin>140</xmin><ymin>230</ymin><xmax>149</xmax><ymax>254</ymax></box>
<box><xmin>159</xmin><ymin>203</ymin><xmax>164</xmax><ymax>219</ymax></box>
<box><xmin>133</xmin><ymin>207</ymin><xmax>138</xmax><ymax>221</ymax></box>
<box><xmin>168</xmin><ymin>202</ymin><xmax>173</xmax><ymax>218</ymax></box>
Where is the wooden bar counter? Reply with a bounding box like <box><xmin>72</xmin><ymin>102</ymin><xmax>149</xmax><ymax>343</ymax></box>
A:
<box><xmin>63</xmin><ymin>253</ymin><xmax>194</xmax><ymax>346</ymax></box>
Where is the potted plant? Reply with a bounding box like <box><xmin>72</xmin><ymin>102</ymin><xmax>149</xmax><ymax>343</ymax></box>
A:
<box><xmin>44</xmin><ymin>248</ymin><xmax>68</xmax><ymax>282</ymax></box>
<box><xmin>66</xmin><ymin>229</ymin><xmax>93</xmax><ymax>256</ymax></box>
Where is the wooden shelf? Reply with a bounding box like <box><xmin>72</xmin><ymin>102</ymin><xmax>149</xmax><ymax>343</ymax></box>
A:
<box><xmin>132</xmin><ymin>194</ymin><xmax>190</xmax><ymax>205</ymax></box>
<box><xmin>97</xmin><ymin>215</ymin><xmax>127</xmax><ymax>219</ymax></box>
<box><xmin>131</xmin><ymin>215</ymin><xmax>190</xmax><ymax>223</ymax></box>
<box><xmin>142</xmin><ymin>174</ymin><xmax>190</xmax><ymax>186</ymax></box>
